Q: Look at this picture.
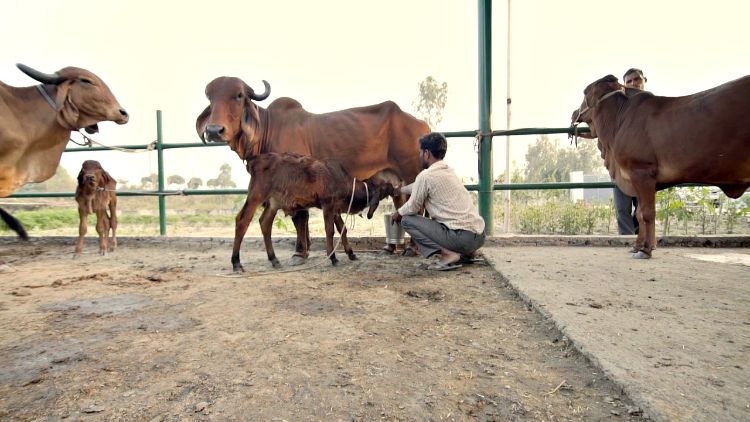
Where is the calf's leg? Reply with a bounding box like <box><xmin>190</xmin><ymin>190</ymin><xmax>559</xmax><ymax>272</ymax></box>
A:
<box><xmin>232</xmin><ymin>195</ymin><xmax>262</xmax><ymax>272</ymax></box>
<box><xmin>109</xmin><ymin>195</ymin><xmax>118</xmax><ymax>251</ymax></box>
<box><xmin>95</xmin><ymin>209</ymin><xmax>109</xmax><ymax>256</ymax></box>
<box><xmin>334</xmin><ymin>214</ymin><xmax>357</xmax><ymax>261</ymax></box>
<box><xmin>74</xmin><ymin>208</ymin><xmax>88</xmax><ymax>257</ymax></box>
<box><xmin>323</xmin><ymin>208</ymin><xmax>338</xmax><ymax>266</ymax></box>
<box><xmin>259</xmin><ymin>205</ymin><xmax>281</xmax><ymax>268</ymax></box>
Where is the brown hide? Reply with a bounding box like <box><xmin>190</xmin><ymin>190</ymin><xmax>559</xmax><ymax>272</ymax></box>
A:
<box><xmin>230</xmin><ymin>153</ymin><xmax>394</xmax><ymax>271</ymax></box>
<box><xmin>74</xmin><ymin>160</ymin><xmax>118</xmax><ymax>256</ymax></box>
<box><xmin>572</xmin><ymin>74</ymin><xmax>750</xmax><ymax>255</ymax></box>
<box><xmin>0</xmin><ymin>64</ymin><xmax>128</xmax><ymax>198</ymax></box>
<box><xmin>196</xmin><ymin>77</ymin><xmax>429</xmax><ymax>184</ymax></box>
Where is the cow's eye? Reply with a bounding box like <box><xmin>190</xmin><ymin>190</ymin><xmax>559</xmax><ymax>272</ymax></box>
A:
<box><xmin>235</xmin><ymin>92</ymin><xmax>243</xmax><ymax>101</ymax></box>
<box><xmin>79</xmin><ymin>78</ymin><xmax>93</xmax><ymax>85</ymax></box>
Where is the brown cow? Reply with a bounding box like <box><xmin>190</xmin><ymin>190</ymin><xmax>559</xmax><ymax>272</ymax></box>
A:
<box><xmin>74</xmin><ymin>160</ymin><xmax>117</xmax><ymax>257</ymax></box>
<box><xmin>572</xmin><ymin>74</ymin><xmax>750</xmax><ymax>258</ymax></box>
<box><xmin>232</xmin><ymin>152</ymin><xmax>395</xmax><ymax>272</ymax></box>
<box><xmin>0</xmin><ymin>63</ymin><xmax>128</xmax><ymax>270</ymax></box>
<box><xmin>196</xmin><ymin>77</ymin><xmax>428</xmax><ymax>264</ymax></box>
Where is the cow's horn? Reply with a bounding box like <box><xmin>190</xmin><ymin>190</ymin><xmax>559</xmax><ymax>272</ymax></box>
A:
<box><xmin>250</xmin><ymin>80</ymin><xmax>271</xmax><ymax>101</ymax></box>
<box><xmin>16</xmin><ymin>63</ymin><xmax>63</xmax><ymax>84</ymax></box>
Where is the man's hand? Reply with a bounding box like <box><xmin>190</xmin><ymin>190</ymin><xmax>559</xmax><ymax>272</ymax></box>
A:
<box><xmin>391</xmin><ymin>211</ymin><xmax>402</xmax><ymax>224</ymax></box>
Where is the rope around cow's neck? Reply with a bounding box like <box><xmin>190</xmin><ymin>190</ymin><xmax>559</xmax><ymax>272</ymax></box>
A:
<box><xmin>571</xmin><ymin>88</ymin><xmax>625</xmax><ymax>146</ymax></box>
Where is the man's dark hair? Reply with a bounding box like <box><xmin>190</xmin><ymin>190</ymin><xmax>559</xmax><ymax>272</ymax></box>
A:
<box><xmin>623</xmin><ymin>67</ymin><xmax>646</xmax><ymax>80</ymax></box>
<box><xmin>419</xmin><ymin>132</ymin><xmax>447</xmax><ymax>159</ymax></box>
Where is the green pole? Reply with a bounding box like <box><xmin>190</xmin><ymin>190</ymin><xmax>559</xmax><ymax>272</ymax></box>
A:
<box><xmin>156</xmin><ymin>110</ymin><xmax>166</xmax><ymax>236</ymax></box>
<box><xmin>478</xmin><ymin>0</ymin><xmax>494</xmax><ymax>234</ymax></box>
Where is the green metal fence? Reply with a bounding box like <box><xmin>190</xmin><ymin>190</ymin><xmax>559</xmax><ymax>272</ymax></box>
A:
<box><xmin>8</xmin><ymin>110</ymin><xmax>616</xmax><ymax>236</ymax></box>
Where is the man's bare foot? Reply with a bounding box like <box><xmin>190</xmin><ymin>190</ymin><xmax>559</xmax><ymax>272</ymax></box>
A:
<box><xmin>438</xmin><ymin>249</ymin><xmax>461</xmax><ymax>266</ymax></box>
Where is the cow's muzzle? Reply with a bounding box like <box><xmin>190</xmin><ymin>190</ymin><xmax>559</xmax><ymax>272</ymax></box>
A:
<box><xmin>204</xmin><ymin>124</ymin><xmax>226</xmax><ymax>143</ymax></box>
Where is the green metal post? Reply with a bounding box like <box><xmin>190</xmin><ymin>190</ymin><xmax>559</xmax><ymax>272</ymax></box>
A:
<box><xmin>478</xmin><ymin>0</ymin><xmax>494</xmax><ymax>234</ymax></box>
<box><xmin>156</xmin><ymin>110</ymin><xmax>166</xmax><ymax>236</ymax></box>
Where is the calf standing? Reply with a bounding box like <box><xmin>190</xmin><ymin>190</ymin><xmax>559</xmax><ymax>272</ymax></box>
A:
<box><xmin>232</xmin><ymin>153</ymin><xmax>394</xmax><ymax>272</ymax></box>
<box><xmin>74</xmin><ymin>160</ymin><xmax>117</xmax><ymax>256</ymax></box>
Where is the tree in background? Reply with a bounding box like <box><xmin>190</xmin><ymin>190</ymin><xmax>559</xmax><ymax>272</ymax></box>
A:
<box><xmin>19</xmin><ymin>166</ymin><xmax>76</xmax><ymax>192</ymax></box>
<box><xmin>215</xmin><ymin>163</ymin><xmax>236</xmax><ymax>188</ymax></box>
<box><xmin>167</xmin><ymin>175</ymin><xmax>185</xmax><ymax>186</ymax></box>
<box><xmin>140</xmin><ymin>173</ymin><xmax>158</xmax><ymax>189</ymax></box>
<box><xmin>413</xmin><ymin>76</ymin><xmax>448</xmax><ymax>129</ymax></box>
<box><xmin>524</xmin><ymin>135</ymin><xmax>602</xmax><ymax>183</ymax></box>
<box><xmin>187</xmin><ymin>177</ymin><xmax>203</xmax><ymax>189</ymax></box>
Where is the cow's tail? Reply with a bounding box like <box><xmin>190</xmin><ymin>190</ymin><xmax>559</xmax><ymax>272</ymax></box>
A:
<box><xmin>0</xmin><ymin>207</ymin><xmax>29</xmax><ymax>240</ymax></box>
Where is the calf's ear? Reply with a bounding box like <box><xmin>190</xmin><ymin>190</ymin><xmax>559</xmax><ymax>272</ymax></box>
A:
<box><xmin>101</xmin><ymin>170</ymin><xmax>116</xmax><ymax>187</ymax></box>
<box><xmin>77</xmin><ymin>168</ymin><xmax>85</xmax><ymax>186</ymax></box>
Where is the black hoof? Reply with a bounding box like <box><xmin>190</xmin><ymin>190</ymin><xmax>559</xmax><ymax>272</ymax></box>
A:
<box><xmin>348</xmin><ymin>253</ymin><xmax>358</xmax><ymax>261</ymax></box>
<box><xmin>232</xmin><ymin>265</ymin><xmax>245</xmax><ymax>273</ymax></box>
<box><xmin>271</xmin><ymin>258</ymin><xmax>282</xmax><ymax>268</ymax></box>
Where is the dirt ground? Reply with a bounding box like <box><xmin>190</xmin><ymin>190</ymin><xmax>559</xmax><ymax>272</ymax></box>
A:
<box><xmin>0</xmin><ymin>236</ymin><xmax>651</xmax><ymax>421</ymax></box>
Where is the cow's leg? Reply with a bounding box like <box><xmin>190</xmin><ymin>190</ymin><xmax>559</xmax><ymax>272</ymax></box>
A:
<box><xmin>109</xmin><ymin>196</ymin><xmax>118</xmax><ymax>252</ymax></box>
<box><xmin>289</xmin><ymin>210</ymin><xmax>309</xmax><ymax>266</ymax></box>
<box><xmin>95</xmin><ymin>209</ymin><xmax>109</xmax><ymax>256</ymax></box>
<box><xmin>631</xmin><ymin>176</ymin><xmax>656</xmax><ymax>259</ymax></box>
<box><xmin>74</xmin><ymin>209</ymin><xmax>88</xmax><ymax>258</ymax></box>
<box><xmin>334</xmin><ymin>214</ymin><xmax>356</xmax><ymax>261</ymax></box>
<box><xmin>232</xmin><ymin>196</ymin><xmax>262</xmax><ymax>272</ymax></box>
<box><xmin>323</xmin><ymin>208</ymin><xmax>338</xmax><ymax>266</ymax></box>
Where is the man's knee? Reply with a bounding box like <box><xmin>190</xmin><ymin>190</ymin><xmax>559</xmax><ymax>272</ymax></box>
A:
<box><xmin>401</xmin><ymin>215</ymin><xmax>420</xmax><ymax>231</ymax></box>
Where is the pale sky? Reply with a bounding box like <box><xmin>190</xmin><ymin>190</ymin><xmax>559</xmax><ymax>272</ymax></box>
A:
<box><xmin>2</xmin><ymin>0</ymin><xmax>749</xmax><ymax>187</ymax></box>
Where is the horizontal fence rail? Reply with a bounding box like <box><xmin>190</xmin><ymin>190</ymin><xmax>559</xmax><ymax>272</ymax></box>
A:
<box><xmin>4</xmin><ymin>113</ymin><xmax>712</xmax><ymax>234</ymax></box>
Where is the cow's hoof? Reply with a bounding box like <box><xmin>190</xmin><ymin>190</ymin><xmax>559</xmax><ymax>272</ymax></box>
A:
<box><xmin>631</xmin><ymin>250</ymin><xmax>652</xmax><ymax>259</ymax></box>
<box><xmin>348</xmin><ymin>253</ymin><xmax>358</xmax><ymax>261</ymax></box>
<box><xmin>330</xmin><ymin>258</ymin><xmax>339</xmax><ymax>266</ymax></box>
<box><xmin>288</xmin><ymin>255</ymin><xmax>306</xmax><ymax>266</ymax></box>
<box><xmin>271</xmin><ymin>259</ymin><xmax>282</xmax><ymax>268</ymax></box>
<box><xmin>232</xmin><ymin>265</ymin><xmax>245</xmax><ymax>273</ymax></box>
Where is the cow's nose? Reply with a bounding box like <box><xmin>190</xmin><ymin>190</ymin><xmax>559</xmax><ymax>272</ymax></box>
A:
<box><xmin>85</xmin><ymin>175</ymin><xmax>95</xmax><ymax>181</ymax></box>
<box><xmin>206</xmin><ymin>124</ymin><xmax>225</xmax><ymax>137</ymax></box>
<box><xmin>119</xmin><ymin>109</ymin><xmax>129</xmax><ymax>118</ymax></box>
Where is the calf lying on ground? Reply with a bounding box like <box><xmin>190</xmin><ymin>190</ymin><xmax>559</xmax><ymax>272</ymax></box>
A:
<box><xmin>232</xmin><ymin>152</ymin><xmax>395</xmax><ymax>272</ymax></box>
<box><xmin>74</xmin><ymin>160</ymin><xmax>117</xmax><ymax>257</ymax></box>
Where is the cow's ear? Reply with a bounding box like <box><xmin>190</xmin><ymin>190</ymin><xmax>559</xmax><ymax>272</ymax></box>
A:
<box><xmin>56</xmin><ymin>81</ymin><xmax>79</xmax><ymax>130</ymax></box>
<box><xmin>196</xmin><ymin>106</ymin><xmax>210</xmax><ymax>140</ymax></box>
<box><xmin>77</xmin><ymin>168</ymin><xmax>85</xmax><ymax>186</ymax></box>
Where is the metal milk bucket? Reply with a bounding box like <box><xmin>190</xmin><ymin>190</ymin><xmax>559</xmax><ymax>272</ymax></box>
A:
<box><xmin>383</xmin><ymin>214</ymin><xmax>405</xmax><ymax>245</ymax></box>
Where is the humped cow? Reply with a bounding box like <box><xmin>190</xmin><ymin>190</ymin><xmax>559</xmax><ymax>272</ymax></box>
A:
<box><xmin>196</xmin><ymin>77</ymin><xmax>429</xmax><ymax>265</ymax></box>
<box><xmin>571</xmin><ymin>74</ymin><xmax>750</xmax><ymax>258</ymax></box>
<box><xmin>232</xmin><ymin>152</ymin><xmax>396</xmax><ymax>272</ymax></box>
<box><xmin>0</xmin><ymin>63</ymin><xmax>128</xmax><ymax>270</ymax></box>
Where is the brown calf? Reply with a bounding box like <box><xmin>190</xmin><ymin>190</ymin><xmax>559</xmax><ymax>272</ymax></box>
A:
<box><xmin>232</xmin><ymin>153</ymin><xmax>395</xmax><ymax>272</ymax></box>
<box><xmin>74</xmin><ymin>160</ymin><xmax>117</xmax><ymax>256</ymax></box>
